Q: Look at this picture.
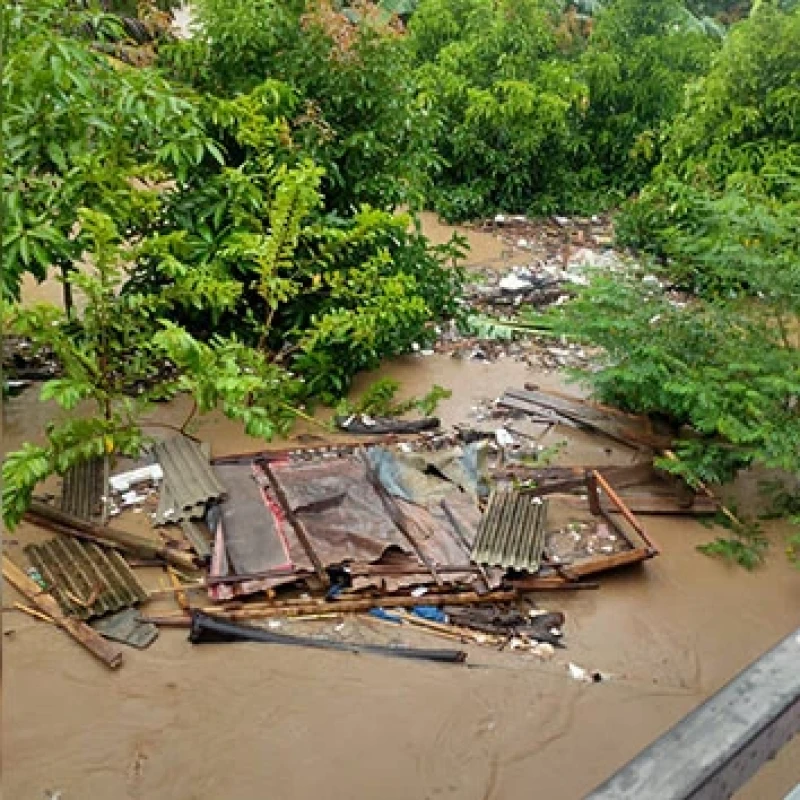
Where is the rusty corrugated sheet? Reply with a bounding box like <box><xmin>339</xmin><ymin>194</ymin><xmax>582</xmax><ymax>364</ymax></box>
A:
<box><xmin>471</xmin><ymin>491</ymin><xmax>548</xmax><ymax>571</ymax></box>
<box><xmin>60</xmin><ymin>457</ymin><xmax>104</xmax><ymax>521</ymax></box>
<box><xmin>152</xmin><ymin>437</ymin><xmax>226</xmax><ymax>525</ymax></box>
<box><xmin>25</xmin><ymin>536</ymin><xmax>148</xmax><ymax>620</ymax></box>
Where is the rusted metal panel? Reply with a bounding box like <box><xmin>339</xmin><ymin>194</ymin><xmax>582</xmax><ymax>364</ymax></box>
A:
<box><xmin>471</xmin><ymin>491</ymin><xmax>547</xmax><ymax>571</ymax></box>
<box><xmin>60</xmin><ymin>456</ymin><xmax>104</xmax><ymax>521</ymax></box>
<box><xmin>25</xmin><ymin>536</ymin><xmax>148</xmax><ymax>620</ymax></box>
<box><xmin>152</xmin><ymin>437</ymin><xmax>226</xmax><ymax>525</ymax></box>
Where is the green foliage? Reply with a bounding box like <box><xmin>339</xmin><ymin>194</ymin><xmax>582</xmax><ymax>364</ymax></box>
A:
<box><xmin>162</xmin><ymin>0</ymin><xmax>436</xmax><ymax>212</ymax></box>
<box><xmin>618</xmin><ymin>2</ymin><xmax>800</xmax><ymax>259</ymax></box>
<box><xmin>557</xmin><ymin>4</ymin><xmax>800</xmax><ymax>501</ymax></box>
<box><xmin>1</xmin><ymin>209</ymin><xmax>300</xmax><ymax>529</ymax></box>
<box><xmin>552</xmin><ymin>272</ymin><xmax>800</xmax><ymax>485</ymax></box>
<box><xmin>410</xmin><ymin>0</ymin><xmax>588</xmax><ymax>219</ymax></box>
<box><xmin>407</xmin><ymin>0</ymin><xmax>719</xmax><ymax>219</ymax></box>
<box><xmin>1</xmin><ymin>0</ymin><xmax>215</xmax><ymax>299</ymax></box>
<box><xmin>153</xmin><ymin>323</ymin><xmax>301</xmax><ymax>438</ymax></box>
<box><xmin>697</xmin><ymin>527</ymin><xmax>769</xmax><ymax>570</ymax></box>
<box><xmin>580</xmin><ymin>0</ymin><xmax>717</xmax><ymax>193</ymax></box>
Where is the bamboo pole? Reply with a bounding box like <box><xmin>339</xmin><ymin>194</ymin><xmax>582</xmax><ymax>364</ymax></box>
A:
<box><xmin>3</xmin><ymin>556</ymin><xmax>123</xmax><ymax>669</ymax></box>
<box><xmin>13</xmin><ymin>602</ymin><xmax>56</xmax><ymax>625</ymax></box>
<box><xmin>141</xmin><ymin>589</ymin><xmax>519</xmax><ymax>626</ymax></box>
<box><xmin>25</xmin><ymin>501</ymin><xmax>197</xmax><ymax>571</ymax></box>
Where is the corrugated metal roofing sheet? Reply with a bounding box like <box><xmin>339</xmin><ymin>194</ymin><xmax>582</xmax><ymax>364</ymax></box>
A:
<box><xmin>152</xmin><ymin>437</ymin><xmax>226</xmax><ymax>525</ymax></box>
<box><xmin>60</xmin><ymin>457</ymin><xmax>104</xmax><ymax>521</ymax></box>
<box><xmin>471</xmin><ymin>491</ymin><xmax>548</xmax><ymax>572</ymax></box>
<box><xmin>25</xmin><ymin>536</ymin><xmax>148</xmax><ymax>620</ymax></box>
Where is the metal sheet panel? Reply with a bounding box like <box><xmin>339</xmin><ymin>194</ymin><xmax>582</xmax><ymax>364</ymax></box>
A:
<box><xmin>152</xmin><ymin>437</ymin><xmax>226</xmax><ymax>525</ymax></box>
<box><xmin>25</xmin><ymin>536</ymin><xmax>148</xmax><ymax>620</ymax></box>
<box><xmin>471</xmin><ymin>490</ymin><xmax>547</xmax><ymax>571</ymax></box>
<box><xmin>60</xmin><ymin>457</ymin><xmax>104</xmax><ymax>521</ymax></box>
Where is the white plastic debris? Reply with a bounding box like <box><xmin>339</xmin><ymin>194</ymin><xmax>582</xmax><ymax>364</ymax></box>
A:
<box><xmin>411</xmin><ymin>587</ymin><xmax>428</xmax><ymax>598</ymax></box>
<box><xmin>499</xmin><ymin>273</ymin><xmax>532</xmax><ymax>292</ymax></box>
<box><xmin>568</xmin><ymin>662</ymin><xmax>591</xmax><ymax>683</ymax></box>
<box><xmin>267</xmin><ymin>620</ymin><xmax>282</xmax><ymax>629</ymax></box>
<box><xmin>495</xmin><ymin>427</ymin><xmax>515</xmax><ymax>448</ymax></box>
<box><xmin>120</xmin><ymin>490</ymin><xmax>146</xmax><ymax>507</ymax></box>
<box><xmin>494</xmin><ymin>214</ymin><xmax>506</xmax><ymax>225</ymax></box>
<box><xmin>531</xmin><ymin>642</ymin><xmax>555</xmax><ymax>660</ymax></box>
<box><xmin>109</xmin><ymin>464</ymin><xmax>164</xmax><ymax>492</ymax></box>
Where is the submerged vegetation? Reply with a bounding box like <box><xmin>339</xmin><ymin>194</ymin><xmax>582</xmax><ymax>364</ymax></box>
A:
<box><xmin>2</xmin><ymin>0</ymin><xmax>799</xmax><ymax>564</ymax></box>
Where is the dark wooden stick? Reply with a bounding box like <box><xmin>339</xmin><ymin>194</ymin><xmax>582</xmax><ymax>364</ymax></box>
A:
<box><xmin>26</xmin><ymin>501</ymin><xmax>197</xmax><ymax>571</ymax></box>
<box><xmin>141</xmin><ymin>589</ymin><xmax>520</xmax><ymax>625</ymax></box>
<box><xmin>592</xmin><ymin>470</ymin><xmax>659</xmax><ymax>554</ymax></box>
<box><xmin>3</xmin><ymin>555</ymin><xmax>123</xmax><ymax>669</ymax></box>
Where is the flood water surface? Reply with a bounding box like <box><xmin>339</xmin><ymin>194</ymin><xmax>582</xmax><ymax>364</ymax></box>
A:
<box><xmin>4</xmin><ymin>216</ymin><xmax>799</xmax><ymax>799</ymax></box>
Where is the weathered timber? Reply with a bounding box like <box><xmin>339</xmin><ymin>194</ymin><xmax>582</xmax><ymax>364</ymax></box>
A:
<box><xmin>26</xmin><ymin>501</ymin><xmax>196</xmax><ymax>571</ymax></box>
<box><xmin>3</xmin><ymin>555</ymin><xmax>123</xmax><ymax>669</ymax></box>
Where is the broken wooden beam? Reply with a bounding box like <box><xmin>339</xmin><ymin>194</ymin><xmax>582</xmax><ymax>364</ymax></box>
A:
<box><xmin>25</xmin><ymin>501</ymin><xmax>197</xmax><ymax>571</ymax></box>
<box><xmin>500</xmin><ymin>388</ymin><xmax>674</xmax><ymax>450</ymax></box>
<box><xmin>3</xmin><ymin>555</ymin><xmax>124</xmax><ymax>669</ymax></box>
<box><xmin>141</xmin><ymin>589</ymin><xmax>520</xmax><ymax>626</ymax></box>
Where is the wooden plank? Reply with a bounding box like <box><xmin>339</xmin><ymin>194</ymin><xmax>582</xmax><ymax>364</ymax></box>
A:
<box><xmin>592</xmin><ymin>470</ymin><xmax>659</xmax><ymax>554</ymax></box>
<box><xmin>25</xmin><ymin>501</ymin><xmax>196</xmax><ymax>571</ymax></box>
<box><xmin>3</xmin><ymin>556</ymin><xmax>123</xmax><ymax>669</ymax></box>
<box><xmin>141</xmin><ymin>589</ymin><xmax>520</xmax><ymax>625</ymax></box>
<box><xmin>566</xmin><ymin>547</ymin><xmax>653</xmax><ymax>578</ymax></box>
<box><xmin>501</xmin><ymin>388</ymin><xmax>673</xmax><ymax>450</ymax></box>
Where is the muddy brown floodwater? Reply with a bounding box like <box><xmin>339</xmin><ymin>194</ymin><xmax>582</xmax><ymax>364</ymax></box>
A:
<box><xmin>3</xmin><ymin>215</ymin><xmax>800</xmax><ymax>800</ymax></box>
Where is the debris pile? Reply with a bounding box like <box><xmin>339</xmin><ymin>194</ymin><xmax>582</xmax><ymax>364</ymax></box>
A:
<box><xmin>428</xmin><ymin>215</ymin><xmax>630</xmax><ymax>368</ymax></box>
<box><xmin>7</xmin><ymin>386</ymin><xmax>725</xmax><ymax>672</ymax></box>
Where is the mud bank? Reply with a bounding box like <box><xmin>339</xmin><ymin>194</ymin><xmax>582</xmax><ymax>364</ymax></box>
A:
<box><xmin>3</xmin><ymin>215</ymin><xmax>799</xmax><ymax>800</ymax></box>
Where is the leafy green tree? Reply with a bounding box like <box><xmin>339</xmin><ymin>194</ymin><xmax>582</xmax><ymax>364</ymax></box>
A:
<box><xmin>579</xmin><ymin>0</ymin><xmax>718</xmax><ymax>195</ymax></box>
<box><xmin>1</xmin><ymin>209</ymin><xmax>301</xmax><ymax>529</ymax></box>
<box><xmin>1</xmin><ymin>0</ymin><xmax>216</xmax><ymax>303</ymax></box>
<box><xmin>161</xmin><ymin>0</ymin><xmax>436</xmax><ymax>212</ymax></box>
<box><xmin>409</xmin><ymin>0</ymin><xmax>587</xmax><ymax>219</ymax></box>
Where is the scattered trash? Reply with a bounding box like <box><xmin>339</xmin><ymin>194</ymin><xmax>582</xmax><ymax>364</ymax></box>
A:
<box><xmin>109</xmin><ymin>464</ymin><xmax>164</xmax><ymax>493</ymax></box>
<box><xmin>568</xmin><ymin>662</ymin><xmax>606</xmax><ymax>683</ymax></box>
<box><xmin>336</xmin><ymin>414</ymin><xmax>441</xmax><ymax>435</ymax></box>
<box><xmin>7</xmin><ymin>362</ymin><xmax>679</xmax><ymax>678</ymax></box>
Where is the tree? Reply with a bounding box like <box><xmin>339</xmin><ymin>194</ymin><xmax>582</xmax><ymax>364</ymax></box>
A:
<box><xmin>1</xmin><ymin>0</ymin><xmax>217</xmax><ymax>304</ymax></box>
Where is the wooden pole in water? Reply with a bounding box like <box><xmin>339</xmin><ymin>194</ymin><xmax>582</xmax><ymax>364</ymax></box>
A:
<box><xmin>25</xmin><ymin>500</ymin><xmax>197</xmax><ymax>571</ymax></box>
<box><xmin>3</xmin><ymin>555</ymin><xmax>124</xmax><ymax>669</ymax></box>
<box><xmin>141</xmin><ymin>589</ymin><xmax>520</xmax><ymax>626</ymax></box>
